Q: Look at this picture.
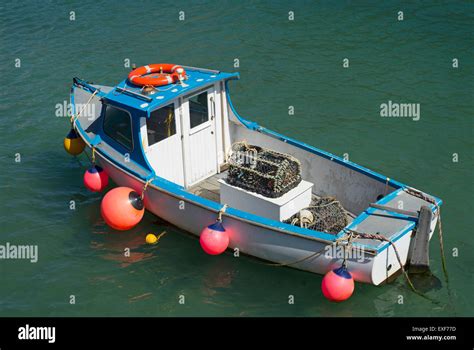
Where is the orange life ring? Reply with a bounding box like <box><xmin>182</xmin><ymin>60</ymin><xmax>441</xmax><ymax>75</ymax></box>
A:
<box><xmin>128</xmin><ymin>64</ymin><xmax>186</xmax><ymax>87</ymax></box>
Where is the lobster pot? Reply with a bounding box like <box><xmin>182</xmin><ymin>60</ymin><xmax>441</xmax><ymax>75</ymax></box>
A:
<box><xmin>227</xmin><ymin>142</ymin><xmax>302</xmax><ymax>198</ymax></box>
<box><xmin>285</xmin><ymin>196</ymin><xmax>350</xmax><ymax>234</ymax></box>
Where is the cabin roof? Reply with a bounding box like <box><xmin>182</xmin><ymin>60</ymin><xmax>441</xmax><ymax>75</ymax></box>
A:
<box><xmin>103</xmin><ymin>66</ymin><xmax>239</xmax><ymax>114</ymax></box>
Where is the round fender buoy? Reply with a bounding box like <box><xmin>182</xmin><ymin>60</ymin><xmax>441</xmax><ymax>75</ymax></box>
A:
<box><xmin>64</xmin><ymin>128</ymin><xmax>85</xmax><ymax>156</ymax></box>
<box><xmin>83</xmin><ymin>165</ymin><xmax>109</xmax><ymax>192</ymax></box>
<box><xmin>321</xmin><ymin>266</ymin><xmax>355</xmax><ymax>302</ymax></box>
<box><xmin>101</xmin><ymin>187</ymin><xmax>144</xmax><ymax>231</ymax></box>
<box><xmin>145</xmin><ymin>233</ymin><xmax>158</xmax><ymax>244</ymax></box>
<box><xmin>199</xmin><ymin>221</ymin><xmax>229</xmax><ymax>255</ymax></box>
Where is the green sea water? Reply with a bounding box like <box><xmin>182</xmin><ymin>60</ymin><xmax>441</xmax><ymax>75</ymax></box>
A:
<box><xmin>0</xmin><ymin>0</ymin><xmax>472</xmax><ymax>317</ymax></box>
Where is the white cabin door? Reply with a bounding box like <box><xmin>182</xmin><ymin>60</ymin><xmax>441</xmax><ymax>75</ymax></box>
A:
<box><xmin>182</xmin><ymin>87</ymin><xmax>218</xmax><ymax>187</ymax></box>
<box><xmin>140</xmin><ymin>101</ymin><xmax>185</xmax><ymax>186</ymax></box>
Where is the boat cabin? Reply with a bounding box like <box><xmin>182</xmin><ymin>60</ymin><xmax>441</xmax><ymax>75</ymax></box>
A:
<box><xmin>90</xmin><ymin>66</ymin><xmax>237</xmax><ymax>189</ymax></box>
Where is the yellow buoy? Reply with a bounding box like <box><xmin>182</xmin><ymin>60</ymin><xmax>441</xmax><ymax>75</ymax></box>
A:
<box><xmin>145</xmin><ymin>233</ymin><xmax>158</xmax><ymax>244</ymax></box>
<box><xmin>64</xmin><ymin>128</ymin><xmax>85</xmax><ymax>156</ymax></box>
<box><xmin>145</xmin><ymin>231</ymin><xmax>166</xmax><ymax>245</ymax></box>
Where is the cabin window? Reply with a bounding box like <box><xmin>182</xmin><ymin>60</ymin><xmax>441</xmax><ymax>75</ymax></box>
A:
<box><xmin>147</xmin><ymin>104</ymin><xmax>176</xmax><ymax>146</ymax></box>
<box><xmin>103</xmin><ymin>105</ymin><xmax>133</xmax><ymax>150</ymax></box>
<box><xmin>189</xmin><ymin>91</ymin><xmax>209</xmax><ymax>128</ymax></box>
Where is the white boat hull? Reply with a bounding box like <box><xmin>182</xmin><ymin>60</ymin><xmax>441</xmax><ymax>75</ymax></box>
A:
<box><xmin>95</xmin><ymin>150</ymin><xmax>428</xmax><ymax>286</ymax></box>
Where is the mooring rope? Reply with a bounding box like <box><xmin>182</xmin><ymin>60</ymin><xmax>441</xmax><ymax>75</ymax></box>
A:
<box><xmin>404</xmin><ymin>187</ymin><xmax>449</xmax><ymax>282</ymax></box>
<box><xmin>154</xmin><ymin>231</ymin><xmax>167</xmax><ymax>243</ymax></box>
<box><xmin>341</xmin><ymin>231</ymin><xmax>357</xmax><ymax>268</ymax></box>
<box><xmin>264</xmin><ymin>233</ymin><xmax>353</xmax><ymax>267</ymax></box>
<box><xmin>141</xmin><ymin>178</ymin><xmax>155</xmax><ymax>200</ymax></box>
<box><xmin>256</xmin><ymin>186</ymin><xmax>446</xmax><ymax>303</ymax></box>
<box><xmin>345</xmin><ymin>230</ymin><xmax>416</xmax><ymax>289</ymax></box>
<box><xmin>91</xmin><ymin>146</ymin><xmax>96</xmax><ymax>164</ymax></box>
<box><xmin>217</xmin><ymin>204</ymin><xmax>228</xmax><ymax>222</ymax></box>
<box><xmin>81</xmin><ymin>146</ymin><xmax>100</xmax><ymax>169</ymax></box>
<box><xmin>344</xmin><ymin>229</ymin><xmax>439</xmax><ymax>304</ymax></box>
<box><xmin>264</xmin><ymin>245</ymin><xmax>328</xmax><ymax>267</ymax></box>
<box><xmin>263</xmin><ymin>226</ymin><xmax>439</xmax><ymax>303</ymax></box>
<box><xmin>436</xmin><ymin>206</ymin><xmax>448</xmax><ymax>281</ymax></box>
<box><xmin>70</xmin><ymin>89</ymin><xmax>99</xmax><ymax>125</ymax></box>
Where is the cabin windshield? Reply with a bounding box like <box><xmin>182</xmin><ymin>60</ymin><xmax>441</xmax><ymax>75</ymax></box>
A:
<box><xmin>103</xmin><ymin>104</ymin><xmax>133</xmax><ymax>151</ymax></box>
<box><xmin>147</xmin><ymin>104</ymin><xmax>176</xmax><ymax>146</ymax></box>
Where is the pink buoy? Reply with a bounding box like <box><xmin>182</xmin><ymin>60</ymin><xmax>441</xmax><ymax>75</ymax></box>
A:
<box><xmin>321</xmin><ymin>265</ymin><xmax>354</xmax><ymax>302</ymax></box>
<box><xmin>84</xmin><ymin>165</ymin><xmax>109</xmax><ymax>192</ymax></box>
<box><xmin>199</xmin><ymin>221</ymin><xmax>229</xmax><ymax>255</ymax></box>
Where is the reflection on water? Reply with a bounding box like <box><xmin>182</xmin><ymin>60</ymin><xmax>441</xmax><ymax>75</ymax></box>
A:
<box><xmin>201</xmin><ymin>258</ymin><xmax>237</xmax><ymax>300</ymax></box>
<box><xmin>89</xmin><ymin>219</ymin><xmax>165</xmax><ymax>268</ymax></box>
<box><xmin>408</xmin><ymin>272</ymin><xmax>443</xmax><ymax>293</ymax></box>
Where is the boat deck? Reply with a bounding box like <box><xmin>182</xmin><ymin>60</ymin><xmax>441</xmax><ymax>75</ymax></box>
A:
<box><xmin>188</xmin><ymin>171</ymin><xmax>356</xmax><ymax>226</ymax></box>
<box><xmin>184</xmin><ymin>170</ymin><xmax>435</xmax><ymax>249</ymax></box>
<box><xmin>188</xmin><ymin>171</ymin><xmax>227</xmax><ymax>202</ymax></box>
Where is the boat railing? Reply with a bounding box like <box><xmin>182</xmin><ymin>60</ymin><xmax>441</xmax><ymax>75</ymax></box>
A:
<box><xmin>73</xmin><ymin>77</ymin><xmax>103</xmax><ymax>96</ymax></box>
<box><xmin>114</xmin><ymin>86</ymin><xmax>152</xmax><ymax>102</ymax></box>
<box><xmin>180</xmin><ymin>65</ymin><xmax>220</xmax><ymax>74</ymax></box>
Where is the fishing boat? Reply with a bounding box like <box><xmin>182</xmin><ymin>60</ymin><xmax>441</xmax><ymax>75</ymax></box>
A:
<box><xmin>66</xmin><ymin>63</ymin><xmax>442</xmax><ymax>289</ymax></box>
